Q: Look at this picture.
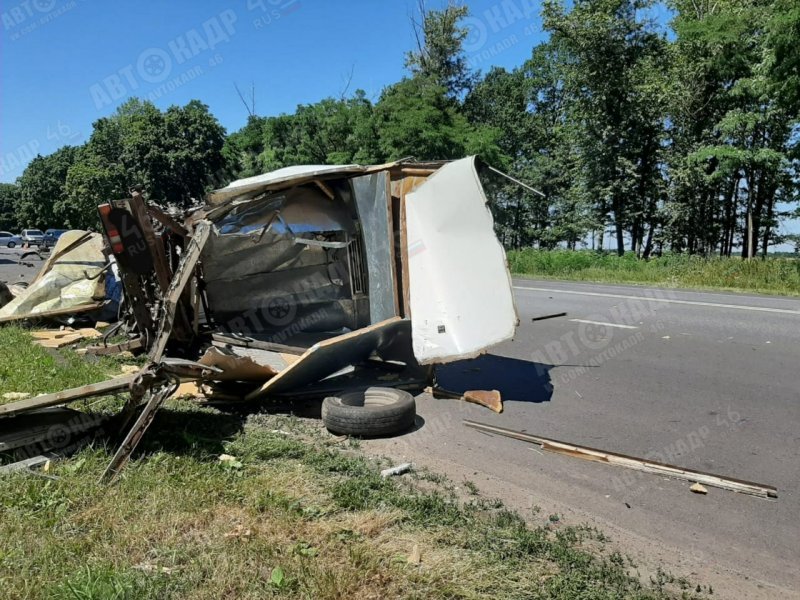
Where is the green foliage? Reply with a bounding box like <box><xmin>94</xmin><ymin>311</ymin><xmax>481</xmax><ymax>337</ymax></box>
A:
<box><xmin>0</xmin><ymin>183</ymin><xmax>20</xmax><ymax>231</ymax></box>
<box><xmin>509</xmin><ymin>249</ymin><xmax>800</xmax><ymax>295</ymax></box>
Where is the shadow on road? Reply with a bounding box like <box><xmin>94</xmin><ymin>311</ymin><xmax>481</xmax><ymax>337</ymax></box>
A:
<box><xmin>435</xmin><ymin>354</ymin><xmax>554</xmax><ymax>403</ymax></box>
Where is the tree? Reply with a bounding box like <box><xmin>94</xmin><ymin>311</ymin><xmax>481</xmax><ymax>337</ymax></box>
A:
<box><xmin>542</xmin><ymin>0</ymin><xmax>669</xmax><ymax>256</ymax></box>
<box><xmin>0</xmin><ymin>183</ymin><xmax>20</xmax><ymax>231</ymax></box>
<box><xmin>374</xmin><ymin>76</ymin><xmax>503</xmax><ymax>163</ymax></box>
<box><xmin>16</xmin><ymin>145</ymin><xmax>80</xmax><ymax>228</ymax></box>
<box><xmin>405</xmin><ymin>1</ymin><xmax>476</xmax><ymax>99</ymax></box>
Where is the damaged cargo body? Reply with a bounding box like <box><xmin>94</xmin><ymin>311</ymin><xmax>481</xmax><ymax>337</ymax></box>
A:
<box><xmin>198</xmin><ymin>156</ymin><xmax>519</xmax><ymax>387</ymax></box>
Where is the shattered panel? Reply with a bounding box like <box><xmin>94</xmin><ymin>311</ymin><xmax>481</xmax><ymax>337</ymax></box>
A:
<box><xmin>0</xmin><ymin>231</ymin><xmax>106</xmax><ymax>320</ymax></box>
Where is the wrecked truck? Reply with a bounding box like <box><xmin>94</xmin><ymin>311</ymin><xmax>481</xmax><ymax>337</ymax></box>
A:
<box><xmin>0</xmin><ymin>156</ymin><xmax>518</xmax><ymax>481</ymax></box>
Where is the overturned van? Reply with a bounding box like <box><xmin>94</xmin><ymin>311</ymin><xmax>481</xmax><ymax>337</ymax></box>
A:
<box><xmin>98</xmin><ymin>156</ymin><xmax>518</xmax><ymax>409</ymax></box>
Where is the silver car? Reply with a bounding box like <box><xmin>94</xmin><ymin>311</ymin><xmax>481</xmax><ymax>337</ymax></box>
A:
<box><xmin>0</xmin><ymin>231</ymin><xmax>22</xmax><ymax>248</ymax></box>
<box><xmin>21</xmin><ymin>229</ymin><xmax>45</xmax><ymax>246</ymax></box>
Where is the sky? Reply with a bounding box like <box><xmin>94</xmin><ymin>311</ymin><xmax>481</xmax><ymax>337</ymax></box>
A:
<box><xmin>0</xmin><ymin>0</ymin><xmax>794</xmax><ymax>250</ymax></box>
<box><xmin>0</xmin><ymin>0</ymin><xmax>553</xmax><ymax>183</ymax></box>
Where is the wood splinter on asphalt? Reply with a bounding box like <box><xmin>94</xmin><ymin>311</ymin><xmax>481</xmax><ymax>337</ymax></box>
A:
<box><xmin>690</xmin><ymin>482</ymin><xmax>708</xmax><ymax>495</ymax></box>
<box><xmin>426</xmin><ymin>386</ymin><xmax>503</xmax><ymax>413</ymax></box>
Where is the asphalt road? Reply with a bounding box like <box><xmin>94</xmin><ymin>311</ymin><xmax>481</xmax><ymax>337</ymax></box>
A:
<box><xmin>364</xmin><ymin>279</ymin><xmax>800</xmax><ymax>599</ymax></box>
<box><xmin>0</xmin><ymin>246</ymin><xmax>47</xmax><ymax>285</ymax></box>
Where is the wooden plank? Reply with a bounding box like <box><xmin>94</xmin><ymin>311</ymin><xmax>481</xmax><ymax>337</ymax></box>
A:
<box><xmin>463</xmin><ymin>420</ymin><xmax>778</xmax><ymax>499</ymax></box>
<box><xmin>83</xmin><ymin>337</ymin><xmax>144</xmax><ymax>356</ymax></box>
<box><xmin>148</xmin><ymin>221</ymin><xmax>211</xmax><ymax>362</ymax></box>
<box><xmin>0</xmin><ymin>454</ymin><xmax>55</xmax><ymax>475</ymax></box>
<box><xmin>0</xmin><ymin>302</ymin><xmax>103</xmax><ymax>325</ymax></box>
<box><xmin>0</xmin><ymin>375</ymin><xmax>136</xmax><ymax>418</ymax></box>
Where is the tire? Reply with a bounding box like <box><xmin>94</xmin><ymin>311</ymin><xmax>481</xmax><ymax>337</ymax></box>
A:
<box><xmin>7</xmin><ymin>242</ymin><xmax>15</xmax><ymax>248</ymax></box>
<box><xmin>321</xmin><ymin>387</ymin><xmax>416</xmax><ymax>437</ymax></box>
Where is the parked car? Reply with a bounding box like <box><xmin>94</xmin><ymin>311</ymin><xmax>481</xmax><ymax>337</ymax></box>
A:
<box><xmin>20</xmin><ymin>229</ymin><xmax>45</xmax><ymax>246</ymax></box>
<box><xmin>42</xmin><ymin>229</ymin><xmax>68</xmax><ymax>248</ymax></box>
<box><xmin>0</xmin><ymin>231</ymin><xmax>23</xmax><ymax>248</ymax></box>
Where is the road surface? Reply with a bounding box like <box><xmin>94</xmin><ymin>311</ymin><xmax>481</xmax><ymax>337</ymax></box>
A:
<box><xmin>363</xmin><ymin>279</ymin><xmax>800</xmax><ymax>599</ymax></box>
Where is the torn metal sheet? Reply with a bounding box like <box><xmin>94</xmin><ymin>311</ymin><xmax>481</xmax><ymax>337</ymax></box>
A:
<box><xmin>245</xmin><ymin>317</ymin><xmax>410</xmax><ymax>400</ymax></box>
<box><xmin>203</xmin><ymin>185</ymin><xmax>365</xmax><ymax>335</ymax></box>
<box><xmin>208</xmin><ymin>164</ymin><xmax>365</xmax><ymax>205</ymax></box>
<box><xmin>405</xmin><ymin>157</ymin><xmax>519</xmax><ymax>364</ymax></box>
<box><xmin>352</xmin><ymin>171</ymin><xmax>398</xmax><ymax>324</ymax></box>
<box><xmin>0</xmin><ymin>231</ymin><xmax>106</xmax><ymax>321</ymax></box>
<box><xmin>198</xmin><ymin>346</ymin><xmax>279</xmax><ymax>381</ymax></box>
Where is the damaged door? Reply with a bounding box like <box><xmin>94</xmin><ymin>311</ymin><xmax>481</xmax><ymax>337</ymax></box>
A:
<box><xmin>405</xmin><ymin>156</ymin><xmax>518</xmax><ymax>364</ymax></box>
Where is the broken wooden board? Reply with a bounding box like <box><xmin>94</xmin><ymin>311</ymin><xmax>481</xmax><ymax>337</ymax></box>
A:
<box><xmin>427</xmin><ymin>387</ymin><xmax>502</xmax><ymax>413</ymax></box>
<box><xmin>82</xmin><ymin>337</ymin><xmax>144</xmax><ymax>356</ymax></box>
<box><xmin>0</xmin><ymin>453</ymin><xmax>57</xmax><ymax>475</ymax></box>
<box><xmin>245</xmin><ymin>317</ymin><xmax>407</xmax><ymax>400</ymax></box>
<box><xmin>463</xmin><ymin>420</ymin><xmax>778</xmax><ymax>499</ymax></box>
<box><xmin>0</xmin><ymin>375</ymin><xmax>136</xmax><ymax>418</ymax></box>
<box><xmin>0</xmin><ymin>302</ymin><xmax>103</xmax><ymax>324</ymax></box>
<box><xmin>31</xmin><ymin>327</ymin><xmax>103</xmax><ymax>349</ymax></box>
<box><xmin>148</xmin><ymin>221</ymin><xmax>211</xmax><ymax>362</ymax></box>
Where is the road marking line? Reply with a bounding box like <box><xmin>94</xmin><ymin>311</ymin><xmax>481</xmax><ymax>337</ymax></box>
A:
<box><xmin>569</xmin><ymin>318</ymin><xmax>638</xmax><ymax>329</ymax></box>
<box><xmin>513</xmin><ymin>286</ymin><xmax>800</xmax><ymax>315</ymax></box>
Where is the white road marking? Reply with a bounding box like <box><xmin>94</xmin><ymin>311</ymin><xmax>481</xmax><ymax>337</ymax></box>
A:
<box><xmin>569</xmin><ymin>318</ymin><xmax>639</xmax><ymax>330</ymax></box>
<box><xmin>513</xmin><ymin>286</ymin><xmax>800</xmax><ymax>315</ymax></box>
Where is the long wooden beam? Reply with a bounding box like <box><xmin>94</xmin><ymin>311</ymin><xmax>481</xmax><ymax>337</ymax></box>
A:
<box><xmin>0</xmin><ymin>375</ymin><xmax>136</xmax><ymax>418</ymax></box>
<box><xmin>463</xmin><ymin>420</ymin><xmax>778</xmax><ymax>499</ymax></box>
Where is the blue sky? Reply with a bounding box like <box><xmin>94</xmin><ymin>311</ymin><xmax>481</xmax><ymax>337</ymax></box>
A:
<box><xmin>0</xmin><ymin>0</ymin><xmax>553</xmax><ymax>183</ymax></box>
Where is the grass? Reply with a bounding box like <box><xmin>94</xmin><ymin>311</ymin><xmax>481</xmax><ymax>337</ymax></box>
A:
<box><xmin>0</xmin><ymin>327</ymin><xmax>709</xmax><ymax>599</ymax></box>
<box><xmin>507</xmin><ymin>249</ymin><xmax>800</xmax><ymax>296</ymax></box>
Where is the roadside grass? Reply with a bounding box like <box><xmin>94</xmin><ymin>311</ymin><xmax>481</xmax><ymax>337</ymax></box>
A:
<box><xmin>0</xmin><ymin>328</ymin><xmax>709</xmax><ymax>599</ymax></box>
<box><xmin>508</xmin><ymin>249</ymin><xmax>800</xmax><ymax>296</ymax></box>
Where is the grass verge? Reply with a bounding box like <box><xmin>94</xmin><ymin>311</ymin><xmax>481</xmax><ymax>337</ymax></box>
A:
<box><xmin>0</xmin><ymin>327</ymin><xmax>709</xmax><ymax>599</ymax></box>
<box><xmin>508</xmin><ymin>249</ymin><xmax>800</xmax><ymax>296</ymax></box>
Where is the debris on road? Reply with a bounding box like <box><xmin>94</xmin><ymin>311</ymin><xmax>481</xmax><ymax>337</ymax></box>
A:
<box><xmin>690</xmin><ymin>483</ymin><xmax>709</xmax><ymax>494</ymax></box>
<box><xmin>381</xmin><ymin>462</ymin><xmax>413</xmax><ymax>478</ymax></box>
<box><xmin>463</xmin><ymin>420</ymin><xmax>778</xmax><ymax>499</ymax></box>
<box><xmin>427</xmin><ymin>386</ymin><xmax>503</xmax><ymax>413</ymax></box>
<box><xmin>531</xmin><ymin>312</ymin><xmax>567</xmax><ymax>322</ymax></box>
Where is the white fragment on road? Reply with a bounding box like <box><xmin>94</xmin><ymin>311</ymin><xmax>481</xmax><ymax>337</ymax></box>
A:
<box><xmin>381</xmin><ymin>463</ymin><xmax>413</xmax><ymax>478</ymax></box>
<box><xmin>662</xmin><ymin>336</ymin><xmax>671</xmax><ymax>339</ymax></box>
<box><xmin>513</xmin><ymin>286</ymin><xmax>800</xmax><ymax>315</ymax></box>
<box><xmin>569</xmin><ymin>318</ymin><xmax>639</xmax><ymax>330</ymax></box>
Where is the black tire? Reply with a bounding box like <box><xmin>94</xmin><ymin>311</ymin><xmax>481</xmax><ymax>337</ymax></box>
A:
<box><xmin>7</xmin><ymin>242</ymin><xmax>15</xmax><ymax>248</ymax></box>
<box><xmin>321</xmin><ymin>387</ymin><xmax>416</xmax><ymax>437</ymax></box>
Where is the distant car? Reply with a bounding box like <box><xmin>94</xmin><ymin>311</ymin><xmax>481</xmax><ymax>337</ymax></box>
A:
<box><xmin>0</xmin><ymin>231</ymin><xmax>22</xmax><ymax>248</ymax></box>
<box><xmin>21</xmin><ymin>229</ymin><xmax>45</xmax><ymax>246</ymax></box>
<box><xmin>42</xmin><ymin>229</ymin><xmax>68</xmax><ymax>248</ymax></box>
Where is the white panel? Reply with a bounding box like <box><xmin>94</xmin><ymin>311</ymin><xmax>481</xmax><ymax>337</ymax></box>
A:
<box><xmin>406</xmin><ymin>157</ymin><xmax>518</xmax><ymax>363</ymax></box>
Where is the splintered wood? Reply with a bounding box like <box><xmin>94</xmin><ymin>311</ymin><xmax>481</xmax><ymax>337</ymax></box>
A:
<box><xmin>31</xmin><ymin>328</ymin><xmax>103</xmax><ymax>349</ymax></box>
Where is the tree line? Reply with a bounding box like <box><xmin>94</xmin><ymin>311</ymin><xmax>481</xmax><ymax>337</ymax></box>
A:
<box><xmin>1</xmin><ymin>0</ymin><xmax>797</xmax><ymax>257</ymax></box>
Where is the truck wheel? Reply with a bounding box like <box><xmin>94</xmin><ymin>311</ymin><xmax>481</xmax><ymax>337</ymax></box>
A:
<box><xmin>321</xmin><ymin>387</ymin><xmax>416</xmax><ymax>437</ymax></box>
